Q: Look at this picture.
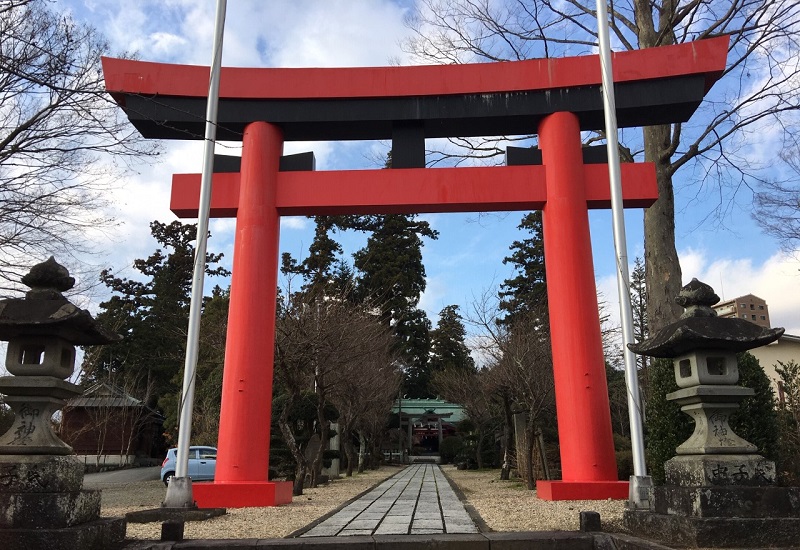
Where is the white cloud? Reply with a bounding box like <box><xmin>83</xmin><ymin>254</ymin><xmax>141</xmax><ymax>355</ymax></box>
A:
<box><xmin>280</xmin><ymin>217</ymin><xmax>310</xmax><ymax>230</ymax></box>
<box><xmin>599</xmin><ymin>248</ymin><xmax>800</xmax><ymax>343</ymax></box>
<box><xmin>149</xmin><ymin>32</ymin><xmax>188</xmax><ymax>58</ymax></box>
<box><xmin>266</xmin><ymin>1</ymin><xmax>411</xmax><ymax>68</ymax></box>
<box><xmin>419</xmin><ymin>275</ymin><xmax>448</xmax><ymax>320</ymax></box>
<box><xmin>681</xmin><ymin>248</ymin><xmax>800</xmax><ymax>335</ymax></box>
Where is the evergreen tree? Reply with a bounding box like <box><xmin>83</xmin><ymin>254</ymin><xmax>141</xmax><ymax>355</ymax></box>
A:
<box><xmin>350</xmin><ymin>213</ymin><xmax>438</xmax><ymax>397</ymax></box>
<box><xmin>82</xmin><ymin>221</ymin><xmax>228</xmax><ymax>408</ymax></box>
<box><xmin>281</xmin><ymin>215</ymin><xmax>346</xmax><ymax>297</ymax></box>
<box><xmin>158</xmin><ymin>285</ymin><xmax>230</xmax><ymax>443</ymax></box>
<box><xmin>430</xmin><ymin>305</ymin><xmax>475</xmax><ymax>374</ymax></box>
<box><xmin>730</xmin><ymin>352</ymin><xmax>779</xmax><ymax>460</ymax></box>
<box><xmin>352</xmin><ymin>214</ymin><xmax>437</xmax><ymax>324</ymax></box>
<box><xmin>394</xmin><ymin>307</ymin><xmax>433</xmax><ymax>398</ymax></box>
<box><xmin>630</xmin><ymin>256</ymin><xmax>648</xmax><ymax>368</ymax></box>
<box><xmin>498</xmin><ymin>212</ymin><xmax>547</xmax><ymax>328</ymax></box>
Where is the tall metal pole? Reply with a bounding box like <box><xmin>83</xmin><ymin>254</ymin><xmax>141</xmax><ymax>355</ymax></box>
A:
<box><xmin>594</xmin><ymin>0</ymin><xmax>652</xmax><ymax>508</ymax></box>
<box><xmin>163</xmin><ymin>0</ymin><xmax>227</xmax><ymax>508</ymax></box>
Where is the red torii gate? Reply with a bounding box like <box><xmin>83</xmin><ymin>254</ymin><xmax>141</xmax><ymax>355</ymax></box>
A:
<box><xmin>103</xmin><ymin>36</ymin><xmax>728</xmax><ymax>507</ymax></box>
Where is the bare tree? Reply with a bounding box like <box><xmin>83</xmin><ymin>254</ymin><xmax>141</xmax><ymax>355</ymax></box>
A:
<box><xmin>0</xmin><ymin>0</ymin><xmax>159</xmax><ymax>288</ymax></box>
<box><xmin>275</xmin><ymin>293</ymin><xmax>397</xmax><ymax>494</ymax></box>
<box><xmin>330</xmin><ymin>331</ymin><xmax>400</xmax><ymax>477</ymax></box>
<box><xmin>491</xmin><ymin>311</ymin><xmax>555</xmax><ymax>489</ymax></box>
<box><xmin>466</xmin><ymin>289</ymin><xmax>555</xmax><ymax>488</ymax></box>
<box><xmin>404</xmin><ymin>0</ymin><xmax>800</xmax><ymax>331</ymax></box>
<box><xmin>431</xmin><ymin>366</ymin><xmax>500</xmax><ymax>469</ymax></box>
<box><xmin>754</xmin><ymin>148</ymin><xmax>800</xmax><ymax>252</ymax></box>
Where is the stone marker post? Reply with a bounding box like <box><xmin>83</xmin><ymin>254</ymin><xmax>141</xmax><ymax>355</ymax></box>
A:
<box><xmin>0</xmin><ymin>258</ymin><xmax>125</xmax><ymax>549</ymax></box>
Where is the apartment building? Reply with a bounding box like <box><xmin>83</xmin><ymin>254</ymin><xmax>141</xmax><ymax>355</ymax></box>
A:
<box><xmin>713</xmin><ymin>294</ymin><xmax>771</xmax><ymax>328</ymax></box>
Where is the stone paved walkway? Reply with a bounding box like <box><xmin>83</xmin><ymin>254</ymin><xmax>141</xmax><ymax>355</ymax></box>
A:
<box><xmin>300</xmin><ymin>464</ymin><xmax>478</xmax><ymax>537</ymax></box>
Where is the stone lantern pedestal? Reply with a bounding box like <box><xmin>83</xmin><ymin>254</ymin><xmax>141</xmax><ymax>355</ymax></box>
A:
<box><xmin>623</xmin><ymin>279</ymin><xmax>800</xmax><ymax>548</ymax></box>
<box><xmin>0</xmin><ymin>258</ymin><xmax>125</xmax><ymax>549</ymax></box>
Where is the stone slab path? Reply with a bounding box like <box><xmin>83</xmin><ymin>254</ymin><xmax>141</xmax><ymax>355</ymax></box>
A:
<box><xmin>300</xmin><ymin>464</ymin><xmax>478</xmax><ymax>537</ymax></box>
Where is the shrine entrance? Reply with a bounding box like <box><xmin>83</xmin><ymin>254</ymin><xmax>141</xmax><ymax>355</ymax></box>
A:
<box><xmin>103</xmin><ymin>36</ymin><xmax>728</xmax><ymax>507</ymax></box>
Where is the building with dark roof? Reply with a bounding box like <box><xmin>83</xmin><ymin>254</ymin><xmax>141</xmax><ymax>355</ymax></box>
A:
<box><xmin>60</xmin><ymin>382</ymin><xmax>164</xmax><ymax>469</ymax></box>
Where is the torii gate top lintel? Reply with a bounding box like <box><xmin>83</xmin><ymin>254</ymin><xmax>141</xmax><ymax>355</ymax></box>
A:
<box><xmin>102</xmin><ymin>36</ymin><xmax>728</xmax><ymax>144</ymax></box>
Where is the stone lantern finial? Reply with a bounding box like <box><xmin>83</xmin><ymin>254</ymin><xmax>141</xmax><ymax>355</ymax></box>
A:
<box><xmin>21</xmin><ymin>256</ymin><xmax>75</xmax><ymax>299</ymax></box>
<box><xmin>675</xmin><ymin>278</ymin><xmax>719</xmax><ymax>319</ymax></box>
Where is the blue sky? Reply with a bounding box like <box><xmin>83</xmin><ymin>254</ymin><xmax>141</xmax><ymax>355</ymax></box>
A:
<box><xmin>56</xmin><ymin>0</ymin><xmax>800</xmax><ymax>337</ymax></box>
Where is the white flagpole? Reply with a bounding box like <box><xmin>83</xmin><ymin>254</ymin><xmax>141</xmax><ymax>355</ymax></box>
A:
<box><xmin>164</xmin><ymin>0</ymin><xmax>228</xmax><ymax>508</ymax></box>
<box><xmin>594</xmin><ymin>0</ymin><xmax>652</xmax><ymax>508</ymax></box>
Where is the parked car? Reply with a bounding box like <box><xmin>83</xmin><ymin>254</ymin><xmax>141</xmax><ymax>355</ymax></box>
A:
<box><xmin>160</xmin><ymin>446</ymin><xmax>217</xmax><ymax>486</ymax></box>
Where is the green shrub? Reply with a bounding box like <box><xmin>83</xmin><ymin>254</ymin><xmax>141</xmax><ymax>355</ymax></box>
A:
<box><xmin>616</xmin><ymin>450</ymin><xmax>634</xmax><ymax>480</ymax></box>
<box><xmin>775</xmin><ymin>360</ymin><xmax>800</xmax><ymax>485</ymax></box>
<box><xmin>439</xmin><ymin>436</ymin><xmax>463</xmax><ymax>465</ymax></box>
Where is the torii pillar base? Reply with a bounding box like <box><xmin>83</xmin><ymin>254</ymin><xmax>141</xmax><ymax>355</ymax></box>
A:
<box><xmin>193</xmin><ymin>481</ymin><xmax>293</xmax><ymax>508</ymax></box>
<box><xmin>537</xmin><ymin>480</ymin><xmax>629</xmax><ymax>501</ymax></box>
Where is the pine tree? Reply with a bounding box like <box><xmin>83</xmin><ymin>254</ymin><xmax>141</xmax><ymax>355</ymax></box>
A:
<box><xmin>394</xmin><ymin>307</ymin><xmax>433</xmax><ymax>398</ymax></box>
<box><xmin>281</xmin><ymin>216</ymin><xmax>345</xmax><ymax>297</ymax></box>
<box><xmin>430</xmin><ymin>305</ymin><xmax>475</xmax><ymax>374</ymax></box>
<box><xmin>630</xmin><ymin>257</ymin><xmax>648</xmax><ymax>364</ymax></box>
<box><xmin>498</xmin><ymin>211</ymin><xmax>547</xmax><ymax>328</ymax></box>
<box><xmin>352</xmin><ymin>214</ymin><xmax>437</xmax><ymax>324</ymax></box>
<box><xmin>82</xmin><ymin>221</ymin><xmax>228</xmax><ymax>408</ymax></box>
<box><xmin>350</xmin><ymin>213</ymin><xmax>438</xmax><ymax>397</ymax></box>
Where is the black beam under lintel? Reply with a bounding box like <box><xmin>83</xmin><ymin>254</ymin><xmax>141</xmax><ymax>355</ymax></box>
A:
<box><xmin>391</xmin><ymin>122</ymin><xmax>425</xmax><ymax>168</ymax></box>
<box><xmin>213</xmin><ymin>151</ymin><xmax>316</xmax><ymax>173</ymax></box>
<box><xmin>505</xmin><ymin>145</ymin><xmax>609</xmax><ymax>166</ymax></box>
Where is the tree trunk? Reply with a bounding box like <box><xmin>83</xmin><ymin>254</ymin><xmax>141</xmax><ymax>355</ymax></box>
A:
<box><xmin>277</xmin><ymin>399</ymin><xmax>307</xmax><ymax>496</ymax></box>
<box><xmin>309</xmin><ymin>396</ymin><xmax>330</xmax><ymax>489</ymax></box>
<box><xmin>500</xmin><ymin>392</ymin><xmax>513</xmax><ymax>481</ymax></box>
<box><xmin>475</xmin><ymin>429</ymin><xmax>484</xmax><ymax>470</ymax></box>
<box><xmin>635</xmin><ymin>0</ymin><xmax>684</xmax><ymax>333</ymax></box>
<box><xmin>357</xmin><ymin>432</ymin><xmax>366</xmax><ymax>473</ymax></box>
<box><xmin>643</xmin><ymin>125</ymin><xmax>684</xmax><ymax>332</ymax></box>
<box><xmin>525</xmin><ymin>418</ymin><xmax>537</xmax><ymax>490</ymax></box>
<box><xmin>339</xmin><ymin>419</ymin><xmax>356</xmax><ymax>477</ymax></box>
<box><xmin>343</xmin><ymin>436</ymin><xmax>356</xmax><ymax>477</ymax></box>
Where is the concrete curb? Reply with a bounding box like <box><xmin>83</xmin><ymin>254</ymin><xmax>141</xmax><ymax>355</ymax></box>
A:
<box><xmin>121</xmin><ymin>531</ymin><xmax>677</xmax><ymax>549</ymax></box>
<box><xmin>436</xmin><ymin>466</ymin><xmax>491</xmax><ymax>533</ymax></box>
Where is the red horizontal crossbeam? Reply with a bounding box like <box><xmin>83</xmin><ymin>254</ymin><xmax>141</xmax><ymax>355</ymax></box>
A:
<box><xmin>103</xmin><ymin>36</ymin><xmax>727</xmax><ymax>101</ymax></box>
<box><xmin>170</xmin><ymin>164</ymin><xmax>657</xmax><ymax>218</ymax></box>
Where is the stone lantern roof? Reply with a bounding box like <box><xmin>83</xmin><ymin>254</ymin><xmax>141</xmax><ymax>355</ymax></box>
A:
<box><xmin>0</xmin><ymin>257</ymin><xmax>120</xmax><ymax>345</ymax></box>
<box><xmin>628</xmin><ymin>278</ymin><xmax>783</xmax><ymax>358</ymax></box>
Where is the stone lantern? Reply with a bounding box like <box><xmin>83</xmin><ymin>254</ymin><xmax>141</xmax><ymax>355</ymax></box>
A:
<box><xmin>623</xmin><ymin>278</ymin><xmax>800</xmax><ymax>548</ymax></box>
<box><xmin>0</xmin><ymin>257</ymin><xmax>125</xmax><ymax>549</ymax></box>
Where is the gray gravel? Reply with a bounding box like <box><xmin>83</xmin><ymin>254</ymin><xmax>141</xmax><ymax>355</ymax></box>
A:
<box><xmin>95</xmin><ymin>466</ymin><xmax>405</xmax><ymax>540</ymax></box>
<box><xmin>92</xmin><ymin>464</ymin><xmax>626</xmax><ymax>540</ymax></box>
<box><xmin>442</xmin><ymin>466</ymin><xmax>626</xmax><ymax>533</ymax></box>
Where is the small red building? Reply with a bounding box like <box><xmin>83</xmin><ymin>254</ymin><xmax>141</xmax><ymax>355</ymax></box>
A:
<box><xmin>60</xmin><ymin>382</ymin><xmax>163</xmax><ymax>470</ymax></box>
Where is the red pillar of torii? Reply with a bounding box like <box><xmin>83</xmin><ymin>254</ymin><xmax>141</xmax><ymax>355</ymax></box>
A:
<box><xmin>103</xmin><ymin>36</ymin><xmax>728</xmax><ymax>507</ymax></box>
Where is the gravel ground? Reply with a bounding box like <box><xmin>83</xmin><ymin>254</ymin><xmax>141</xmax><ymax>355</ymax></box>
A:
<box><xmin>94</xmin><ymin>466</ymin><xmax>405</xmax><ymax>540</ymax></box>
<box><xmin>92</xmin><ymin>465</ymin><xmax>625</xmax><ymax>540</ymax></box>
<box><xmin>441</xmin><ymin>466</ymin><xmax>626</xmax><ymax>533</ymax></box>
